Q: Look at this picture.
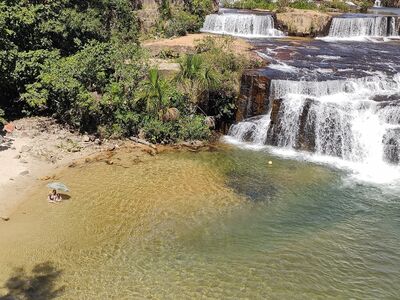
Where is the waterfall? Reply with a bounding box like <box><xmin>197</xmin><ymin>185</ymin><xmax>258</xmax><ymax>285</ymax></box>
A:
<box><xmin>201</xmin><ymin>13</ymin><xmax>285</xmax><ymax>38</ymax></box>
<box><xmin>228</xmin><ymin>74</ymin><xmax>400</xmax><ymax>183</ymax></box>
<box><xmin>326</xmin><ymin>16</ymin><xmax>399</xmax><ymax>39</ymax></box>
<box><xmin>373</xmin><ymin>0</ymin><xmax>382</xmax><ymax>7</ymax></box>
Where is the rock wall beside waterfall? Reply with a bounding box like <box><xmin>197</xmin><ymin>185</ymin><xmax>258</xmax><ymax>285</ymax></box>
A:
<box><xmin>276</xmin><ymin>9</ymin><xmax>335</xmax><ymax>37</ymax></box>
<box><xmin>235</xmin><ymin>71</ymin><xmax>271</xmax><ymax>121</ymax></box>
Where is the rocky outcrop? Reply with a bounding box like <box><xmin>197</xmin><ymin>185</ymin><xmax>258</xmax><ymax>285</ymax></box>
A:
<box><xmin>265</xmin><ymin>98</ymin><xmax>282</xmax><ymax>146</ymax></box>
<box><xmin>137</xmin><ymin>8</ymin><xmax>160</xmax><ymax>33</ymax></box>
<box><xmin>276</xmin><ymin>9</ymin><xmax>335</xmax><ymax>37</ymax></box>
<box><xmin>383</xmin><ymin>128</ymin><xmax>400</xmax><ymax>164</ymax></box>
<box><xmin>235</xmin><ymin>71</ymin><xmax>271</xmax><ymax>122</ymax></box>
<box><xmin>266</xmin><ymin>98</ymin><xmax>316</xmax><ymax>151</ymax></box>
<box><xmin>383</xmin><ymin>0</ymin><xmax>400</xmax><ymax>7</ymax></box>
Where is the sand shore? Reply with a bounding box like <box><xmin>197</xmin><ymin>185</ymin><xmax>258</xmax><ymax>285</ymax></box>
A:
<box><xmin>0</xmin><ymin>117</ymin><xmax>211</xmax><ymax>220</ymax></box>
<box><xmin>0</xmin><ymin>117</ymin><xmax>121</xmax><ymax>219</ymax></box>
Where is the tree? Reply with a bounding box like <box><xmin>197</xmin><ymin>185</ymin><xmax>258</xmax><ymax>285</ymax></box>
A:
<box><xmin>136</xmin><ymin>69</ymin><xmax>171</xmax><ymax>119</ymax></box>
<box><xmin>176</xmin><ymin>54</ymin><xmax>219</xmax><ymax>110</ymax></box>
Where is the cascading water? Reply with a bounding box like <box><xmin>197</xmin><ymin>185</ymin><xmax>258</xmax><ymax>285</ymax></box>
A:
<box><xmin>201</xmin><ymin>12</ymin><xmax>285</xmax><ymax>38</ymax></box>
<box><xmin>228</xmin><ymin>74</ymin><xmax>400</xmax><ymax>183</ymax></box>
<box><xmin>325</xmin><ymin>15</ymin><xmax>399</xmax><ymax>40</ymax></box>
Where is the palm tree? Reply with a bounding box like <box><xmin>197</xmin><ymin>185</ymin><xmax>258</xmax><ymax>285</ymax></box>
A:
<box><xmin>136</xmin><ymin>69</ymin><xmax>170</xmax><ymax>119</ymax></box>
<box><xmin>177</xmin><ymin>54</ymin><xmax>203</xmax><ymax>81</ymax></box>
<box><xmin>176</xmin><ymin>54</ymin><xmax>220</xmax><ymax>111</ymax></box>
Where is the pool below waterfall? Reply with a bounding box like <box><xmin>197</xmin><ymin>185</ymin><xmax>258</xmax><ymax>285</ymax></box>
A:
<box><xmin>0</xmin><ymin>148</ymin><xmax>399</xmax><ymax>299</ymax></box>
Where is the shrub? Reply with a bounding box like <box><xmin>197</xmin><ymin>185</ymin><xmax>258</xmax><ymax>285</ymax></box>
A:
<box><xmin>290</xmin><ymin>0</ymin><xmax>318</xmax><ymax>10</ymax></box>
<box><xmin>163</xmin><ymin>10</ymin><xmax>202</xmax><ymax>37</ymax></box>
<box><xmin>178</xmin><ymin>116</ymin><xmax>211</xmax><ymax>141</ymax></box>
<box><xmin>320</xmin><ymin>0</ymin><xmax>350</xmax><ymax>12</ymax></box>
<box><xmin>141</xmin><ymin>118</ymin><xmax>178</xmax><ymax>143</ymax></box>
<box><xmin>0</xmin><ymin>109</ymin><xmax>6</xmax><ymax>125</ymax></box>
<box><xmin>359</xmin><ymin>1</ymin><xmax>373</xmax><ymax>12</ymax></box>
<box><xmin>277</xmin><ymin>0</ymin><xmax>290</xmax><ymax>12</ymax></box>
<box><xmin>141</xmin><ymin>116</ymin><xmax>211</xmax><ymax>143</ymax></box>
<box><xmin>223</xmin><ymin>0</ymin><xmax>277</xmax><ymax>10</ymax></box>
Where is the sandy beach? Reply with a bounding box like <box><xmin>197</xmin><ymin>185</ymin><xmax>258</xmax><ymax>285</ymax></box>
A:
<box><xmin>0</xmin><ymin>117</ymin><xmax>119</xmax><ymax>219</ymax></box>
<box><xmin>0</xmin><ymin>117</ymin><xmax>211</xmax><ymax>220</ymax></box>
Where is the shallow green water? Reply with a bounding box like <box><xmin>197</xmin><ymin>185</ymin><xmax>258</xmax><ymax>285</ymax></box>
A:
<box><xmin>0</xmin><ymin>147</ymin><xmax>399</xmax><ymax>299</ymax></box>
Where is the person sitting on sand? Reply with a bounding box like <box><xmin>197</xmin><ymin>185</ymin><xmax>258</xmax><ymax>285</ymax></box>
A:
<box><xmin>48</xmin><ymin>189</ymin><xmax>62</xmax><ymax>203</ymax></box>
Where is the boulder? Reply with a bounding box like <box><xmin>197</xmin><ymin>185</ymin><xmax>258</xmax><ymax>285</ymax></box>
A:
<box><xmin>204</xmin><ymin>116</ymin><xmax>216</xmax><ymax>129</ymax></box>
<box><xmin>163</xmin><ymin>108</ymin><xmax>180</xmax><ymax>122</ymax></box>
<box><xmin>276</xmin><ymin>9</ymin><xmax>334</xmax><ymax>37</ymax></box>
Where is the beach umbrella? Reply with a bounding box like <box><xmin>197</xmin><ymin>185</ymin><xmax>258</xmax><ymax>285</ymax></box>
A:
<box><xmin>47</xmin><ymin>182</ymin><xmax>69</xmax><ymax>192</ymax></box>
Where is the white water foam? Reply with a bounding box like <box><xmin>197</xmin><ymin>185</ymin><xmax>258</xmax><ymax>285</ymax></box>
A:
<box><xmin>319</xmin><ymin>16</ymin><xmax>399</xmax><ymax>42</ymax></box>
<box><xmin>201</xmin><ymin>13</ymin><xmax>285</xmax><ymax>38</ymax></box>
<box><xmin>227</xmin><ymin>74</ymin><xmax>400</xmax><ymax>185</ymax></box>
<box><xmin>224</xmin><ymin>135</ymin><xmax>400</xmax><ymax>186</ymax></box>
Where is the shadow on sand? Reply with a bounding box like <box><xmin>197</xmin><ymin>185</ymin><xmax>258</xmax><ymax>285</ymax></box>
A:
<box><xmin>0</xmin><ymin>262</ymin><xmax>65</xmax><ymax>300</ymax></box>
<box><xmin>59</xmin><ymin>194</ymin><xmax>71</xmax><ymax>200</ymax></box>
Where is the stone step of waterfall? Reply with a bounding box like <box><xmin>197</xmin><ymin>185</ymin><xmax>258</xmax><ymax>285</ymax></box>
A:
<box><xmin>201</xmin><ymin>8</ymin><xmax>285</xmax><ymax>38</ymax></box>
<box><xmin>323</xmin><ymin>14</ymin><xmax>400</xmax><ymax>40</ymax></box>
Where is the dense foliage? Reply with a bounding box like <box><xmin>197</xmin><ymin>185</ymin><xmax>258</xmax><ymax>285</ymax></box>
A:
<box><xmin>141</xmin><ymin>36</ymin><xmax>252</xmax><ymax>143</ymax></box>
<box><xmin>0</xmin><ymin>0</ymin><xmax>246</xmax><ymax>142</ymax></box>
<box><xmin>154</xmin><ymin>0</ymin><xmax>215</xmax><ymax>38</ymax></box>
<box><xmin>0</xmin><ymin>0</ymin><xmax>140</xmax><ymax>115</ymax></box>
<box><xmin>222</xmin><ymin>0</ymin><xmax>277</xmax><ymax>10</ymax></box>
<box><xmin>224</xmin><ymin>0</ymin><xmax>353</xmax><ymax>12</ymax></box>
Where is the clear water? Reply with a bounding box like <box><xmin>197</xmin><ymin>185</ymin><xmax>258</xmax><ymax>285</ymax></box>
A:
<box><xmin>1</xmin><ymin>148</ymin><xmax>400</xmax><ymax>299</ymax></box>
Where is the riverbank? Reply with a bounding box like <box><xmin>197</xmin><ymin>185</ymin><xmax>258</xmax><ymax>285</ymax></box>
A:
<box><xmin>0</xmin><ymin>117</ymin><xmax>215</xmax><ymax>220</ymax></box>
<box><xmin>0</xmin><ymin>118</ymin><xmax>112</xmax><ymax>219</ymax></box>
